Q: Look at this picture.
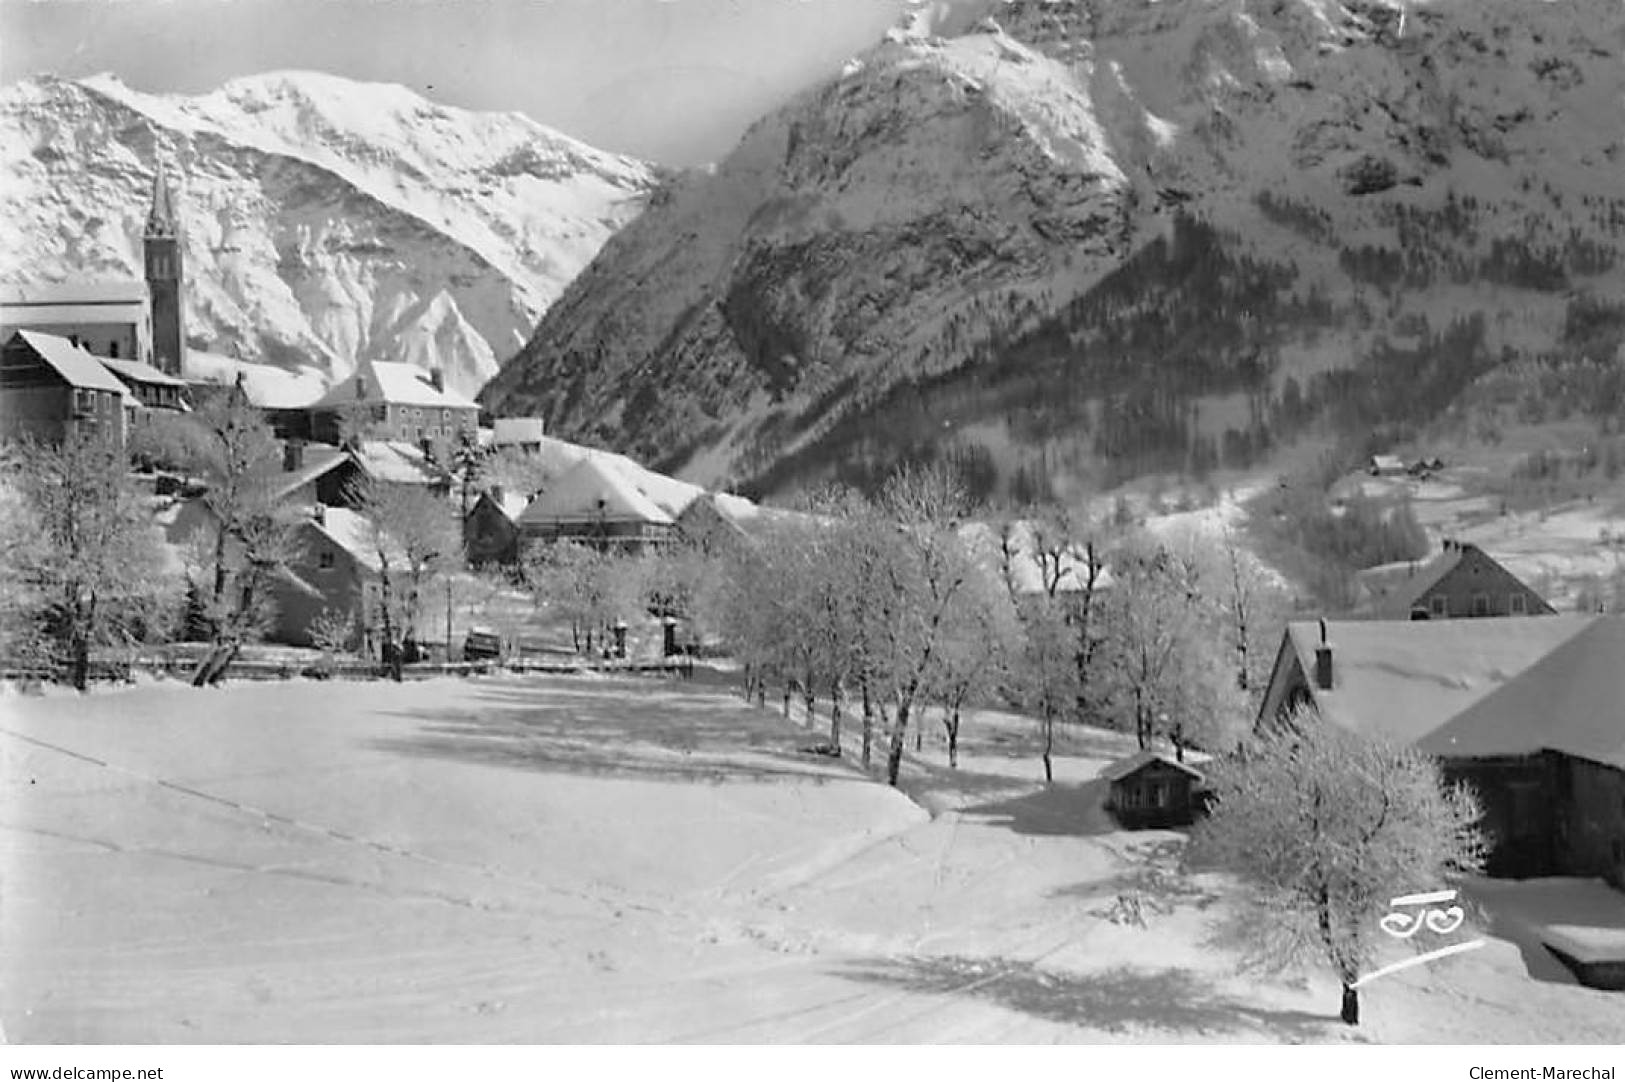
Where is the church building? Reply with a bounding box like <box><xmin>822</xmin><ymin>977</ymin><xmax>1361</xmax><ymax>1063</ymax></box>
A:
<box><xmin>0</xmin><ymin>165</ymin><xmax>187</xmax><ymax>376</ymax></box>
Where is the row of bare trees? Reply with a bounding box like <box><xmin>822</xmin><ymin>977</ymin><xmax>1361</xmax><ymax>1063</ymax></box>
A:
<box><xmin>667</xmin><ymin>465</ymin><xmax>1294</xmax><ymax>788</ymax></box>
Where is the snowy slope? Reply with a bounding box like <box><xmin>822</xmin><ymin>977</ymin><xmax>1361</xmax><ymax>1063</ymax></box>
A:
<box><xmin>0</xmin><ymin>72</ymin><xmax>662</xmax><ymax>397</ymax></box>
<box><xmin>482</xmin><ymin>0</ymin><xmax>1625</xmax><ymax>493</ymax></box>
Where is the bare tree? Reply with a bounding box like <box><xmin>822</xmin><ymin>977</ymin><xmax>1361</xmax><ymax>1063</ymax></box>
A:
<box><xmin>181</xmin><ymin>391</ymin><xmax>300</xmax><ymax>685</ymax></box>
<box><xmin>927</xmin><ymin>564</ymin><xmax>1018</xmax><ymax>769</ymax></box>
<box><xmin>308</xmin><ymin>606</ymin><xmax>357</xmax><ymax>675</ymax></box>
<box><xmin>524</xmin><ymin>541</ymin><xmax>644</xmax><ymax>657</ymax></box>
<box><xmin>873</xmin><ymin>463</ymin><xmax>975</xmax><ymax>787</ymax></box>
<box><xmin>9</xmin><ymin>433</ymin><xmax>177</xmax><ymax>690</ymax></box>
<box><xmin>1189</xmin><ymin>713</ymin><xmax>1485</xmax><ymax>1026</ymax></box>
<box><xmin>350</xmin><ymin>478</ymin><xmax>462</xmax><ymax>675</ymax></box>
<box><xmin>1094</xmin><ymin>539</ymin><xmax>1228</xmax><ymax>756</ymax></box>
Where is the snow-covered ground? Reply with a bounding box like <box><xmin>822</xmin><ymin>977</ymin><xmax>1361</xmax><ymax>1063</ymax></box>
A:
<box><xmin>1337</xmin><ymin>469</ymin><xmax>1625</xmax><ymax>611</ymax></box>
<box><xmin>2</xmin><ymin>675</ymin><xmax>1621</xmax><ymax>1043</ymax></box>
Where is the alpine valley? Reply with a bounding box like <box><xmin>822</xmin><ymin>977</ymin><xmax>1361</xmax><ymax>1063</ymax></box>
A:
<box><xmin>480</xmin><ymin>0</ymin><xmax>1625</xmax><ymax>499</ymax></box>
<box><xmin>0</xmin><ymin>71</ymin><xmax>662</xmax><ymax>398</ymax></box>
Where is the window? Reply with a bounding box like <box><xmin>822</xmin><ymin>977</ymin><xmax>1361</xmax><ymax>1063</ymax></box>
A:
<box><xmin>318</xmin><ymin>549</ymin><xmax>335</xmax><ymax>570</ymax></box>
<box><xmin>109</xmin><ymin>341</ymin><xmax>119</xmax><ymax>359</ymax></box>
<box><xmin>442</xmin><ymin>408</ymin><xmax>451</xmax><ymax>424</ymax></box>
<box><xmin>1120</xmin><ymin>787</ymin><xmax>1144</xmax><ymax>810</ymax></box>
<box><xmin>1151</xmin><ymin>783</ymin><xmax>1170</xmax><ymax>808</ymax></box>
<box><xmin>1511</xmin><ymin>593</ymin><xmax>1527</xmax><ymax>615</ymax></box>
<box><xmin>1430</xmin><ymin>595</ymin><xmax>1447</xmax><ymax>617</ymax></box>
<box><xmin>1473</xmin><ymin>593</ymin><xmax>1490</xmax><ymax>617</ymax></box>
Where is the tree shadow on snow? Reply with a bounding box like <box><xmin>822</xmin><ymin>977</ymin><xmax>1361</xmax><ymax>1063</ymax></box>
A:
<box><xmin>1050</xmin><ymin>837</ymin><xmax>1225</xmax><ymax>913</ymax></box>
<box><xmin>368</xmin><ymin>678</ymin><xmax>863</xmax><ymax>786</ymax></box>
<box><xmin>958</xmin><ymin>778</ymin><xmax>1122</xmax><ymax>837</ymax></box>
<box><xmin>835</xmin><ymin>956</ymin><xmax>1349</xmax><ymax>1042</ymax></box>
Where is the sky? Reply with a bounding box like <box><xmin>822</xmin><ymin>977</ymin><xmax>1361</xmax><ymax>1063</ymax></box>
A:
<box><xmin>0</xmin><ymin>0</ymin><xmax>909</xmax><ymax>165</ymax></box>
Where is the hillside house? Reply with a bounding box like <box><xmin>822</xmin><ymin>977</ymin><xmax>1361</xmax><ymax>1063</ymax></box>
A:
<box><xmin>0</xmin><ymin>330</ymin><xmax>133</xmax><ymax>454</ymax></box>
<box><xmin>1102</xmin><ymin>751</ymin><xmax>1209</xmax><ymax>829</ymax></box>
<box><xmin>306</xmin><ymin>359</ymin><xmax>478</xmax><ymax>457</ymax></box>
<box><xmin>1258</xmin><ymin>616</ymin><xmax>1625</xmax><ymax>888</ymax></box>
<box><xmin>269</xmin><ymin>506</ymin><xmax>395</xmax><ymax>652</ymax></box>
<box><xmin>463</xmin><ymin>486</ymin><xmax>532</xmax><ymax>567</ymax></box>
<box><xmin>515</xmin><ymin>456</ymin><xmax>676</xmax><ymax>553</ymax></box>
<box><xmin>1358</xmin><ymin>540</ymin><xmax>1556</xmax><ymax>620</ymax></box>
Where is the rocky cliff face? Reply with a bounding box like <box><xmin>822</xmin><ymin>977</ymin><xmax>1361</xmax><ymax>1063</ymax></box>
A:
<box><xmin>482</xmin><ymin>0</ymin><xmax>1625</xmax><ymax>496</ymax></box>
<box><xmin>1</xmin><ymin>72</ymin><xmax>661</xmax><ymax>397</ymax></box>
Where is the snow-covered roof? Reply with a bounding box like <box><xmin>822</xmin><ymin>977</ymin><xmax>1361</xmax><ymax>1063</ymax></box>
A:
<box><xmin>0</xmin><ymin>303</ymin><xmax>147</xmax><ymax>327</ymax></box>
<box><xmin>264</xmin><ymin>444</ymin><xmax>350</xmax><ymax>499</ymax></box>
<box><xmin>486</xmin><ymin>490</ymin><xmax>531</xmax><ymax>522</ymax></box>
<box><xmin>517</xmin><ymin>456</ymin><xmax>674</xmax><ymax>529</ymax></box>
<box><xmin>184</xmin><ymin>350</ymin><xmax>327</xmax><ymax>409</ymax></box>
<box><xmin>491</xmin><ymin>417</ymin><xmax>546</xmax><ymax>445</ymax></box>
<box><xmin>517</xmin><ymin>435</ymin><xmax>705</xmax><ymax>518</ymax></box>
<box><xmin>100</xmin><ymin>356</ymin><xmax>188</xmax><ymax>387</ymax></box>
<box><xmin>1286</xmin><ymin>615</ymin><xmax>1600</xmax><ymax>748</ymax></box>
<box><xmin>0</xmin><ymin>280</ymin><xmax>148</xmax><ymax>304</ymax></box>
<box><xmin>352</xmin><ymin>440</ymin><xmax>443</xmax><ymax>485</ymax></box>
<box><xmin>310</xmin><ymin>359</ymin><xmax>477</xmax><ymax>411</ymax></box>
<box><xmin>8</xmin><ymin>330</ymin><xmax>129</xmax><ymax>394</ymax></box>
<box><xmin>1099</xmin><ymin>749</ymin><xmax>1205</xmax><ymax>783</ymax></box>
<box><xmin>1417</xmin><ymin>617</ymin><xmax>1625</xmax><ymax>772</ymax></box>
<box><xmin>305</xmin><ymin>507</ymin><xmax>399</xmax><ymax>573</ymax></box>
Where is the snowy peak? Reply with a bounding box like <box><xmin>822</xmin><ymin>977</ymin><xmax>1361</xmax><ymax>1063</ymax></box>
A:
<box><xmin>1</xmin><ymin>72</ymin><xmax>662</xmax><ymax>397</ymax></box>
<box><xmin>482</xmin><ymin>0</ymin><xmax>1625</xmax><ymax>496</ymax></box>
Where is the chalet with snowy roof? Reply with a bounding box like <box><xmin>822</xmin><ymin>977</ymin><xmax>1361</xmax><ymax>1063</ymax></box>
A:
<box><xmin>1357</xmin><ymin>539</ymin><xmax>1556</xmax><ymax>620</ymax></box>
<box><xmin>166</xmin><ymin>438</ymin><xmax>445</xmax><ymax>555</ymax></box>
<box><xmin>1101</xmin><ymin>750</ymin><xmax>1210</xmax><ymax>829</ymax></box>
<box><xmin>463</xmin><ymin>485</ymin><xmax>532</xmax><ymax>567</ymax></box>
<box><xmin>0</xmin><ymin>330</ymin><xmax>134</xmax><ymax>454</ymax></box>
<box><xmin>1258</xmin><ymin>616</ymin><xmax>1625</xmax><ymax>888</ymax></box>
<box><xmin>515</xmin><ymin>456</ymin><xmax>675</xmax><ymax>553</ymax></box>
<box><xmin>269</xmin><ymin>506</ymin><xmax>402</xmax><ymax>653</ymax></box>
<box><xmin>307</xmin><ymin>360</ymin><xmax>478</xmax><ymax>458</ymax></box>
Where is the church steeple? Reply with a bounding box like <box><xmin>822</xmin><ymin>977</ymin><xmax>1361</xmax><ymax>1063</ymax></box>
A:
<box><xmin>145</xmin><ymin>165</ymin><xmax>178</xmax><ymax>239</ymax></box>
<box><xmin>143</xmin><ymin>162</ymin><xmax>185</xmax><ymax>376</ymax></box>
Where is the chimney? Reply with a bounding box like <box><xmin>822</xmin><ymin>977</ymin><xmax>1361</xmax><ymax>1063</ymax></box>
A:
<box><xmin>283</xmin><ymin>439</ymin><xmax>304</xmax><ymax>472</ymax></box>
<box><xmin>1314</xmin><ymin>618</ymin><xmax>1334</xmax><ymax>691</ymax></box>
<box><xmin>428</xmin><ymin>366</ymin><xmax>444</xmax><ymax>393</ymax></box>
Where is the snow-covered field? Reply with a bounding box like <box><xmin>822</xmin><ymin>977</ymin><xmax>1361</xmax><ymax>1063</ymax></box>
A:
<box><xmin>2</xmin><ymin>675</ymin><xmax>1620</xmax><ymax>1044</ymax></box>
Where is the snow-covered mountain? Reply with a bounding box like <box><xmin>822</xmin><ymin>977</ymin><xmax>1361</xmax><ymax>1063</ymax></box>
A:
<box><xmin>0</xmin><ymin>71</ymin><xmax>662</xmax><ymax>397</ymax></box>
<box><xmin>481</xmin><ymin>0</ymin><xmax>1625</xmax><ymax>496</ymax></box>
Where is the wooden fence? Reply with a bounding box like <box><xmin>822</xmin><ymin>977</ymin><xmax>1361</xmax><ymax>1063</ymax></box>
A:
<box><xmin>2</xmin><ymin>654</ymin><xmax>697</xmax><ymax>689</ymax></box>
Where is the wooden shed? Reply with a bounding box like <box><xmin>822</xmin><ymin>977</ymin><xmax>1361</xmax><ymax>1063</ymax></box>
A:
<box><xmin>1102</xmin><ymin>750</ymin><xmax>1209</xmax><ymax>829</ymax></box>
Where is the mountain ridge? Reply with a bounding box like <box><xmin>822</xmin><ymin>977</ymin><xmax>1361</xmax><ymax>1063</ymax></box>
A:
<box><xmin>481</xmin><ymin>0</ymin><xmax>1625</xmax><ymax>497</ymax></box>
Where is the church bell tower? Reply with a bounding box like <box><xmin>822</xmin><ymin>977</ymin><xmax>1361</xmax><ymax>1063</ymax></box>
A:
<box><xmin>143</xmin><ymin>164</ymin><xmax>185</xmax><ymax>377</ymax></box>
